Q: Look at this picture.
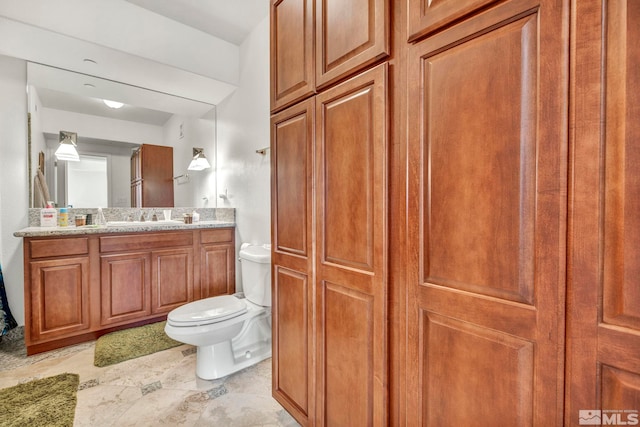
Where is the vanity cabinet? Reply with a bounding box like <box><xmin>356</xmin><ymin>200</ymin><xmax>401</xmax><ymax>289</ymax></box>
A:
<box><xmin>99</xmin><ymin>232</ymin><xmax>195</xmax><ymax>325</ymax></box>
<box><xmin>26</xmin><ymin>237</ymin><xmax>90</xmax><ymax>343</ymax></box>
<box><xmin>200</xmin><ymin>229</ymin><xmax>236</xmax><ymax>298</ymax></box>
<box><xmin>130</xmin><ymin>143</ymin><xmax>174</xmax><ymax>208</ymax></box>
<box><xmin>22</xmin><ymin>227</ymin><xmax>234</xmax><ymax>355</ymax></box>
<box><xmin>151</xmin><ymin>248</ymin><xmax>194</xmax><ymax>314</ymax></box>
<box><xmin>100</xmin><ymin>252</ymin><xmax>151</xmax><ymax>325</ymax></box>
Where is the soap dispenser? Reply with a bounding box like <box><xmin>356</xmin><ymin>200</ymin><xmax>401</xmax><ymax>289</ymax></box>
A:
<box><xmin>96</xmin><ymin>207</ymin><xmax>107</xmax><ymax>226</ymax></box>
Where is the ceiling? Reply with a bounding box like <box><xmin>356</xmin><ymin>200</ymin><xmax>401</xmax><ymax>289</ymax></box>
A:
<box><xmin>124</xmin><ymin>0</ymin><xmax>269</xmax><ymax>46</ymax></box>
<box><xmin>0</xmin><ymin>0</ymin><xmax>270</xmax><ymax>111</ymax></box>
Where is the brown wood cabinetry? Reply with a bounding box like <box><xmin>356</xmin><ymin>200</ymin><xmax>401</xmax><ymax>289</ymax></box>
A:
<box><xmin>100</xmin><ymin>251</ymin><xmax>151</xmax><ymax>325</ymax></box>
<box><xmin>272</xmin><ymin>0</ymin><xmax>640</xmax><ymax>424</ymax></box>
<box><xmin>130</xmin><ymin>144</ymin><xmax>174</xmax><ymax>208</ymax></box>
<box><xmin>315</xmin><ymin>64</ymin><xmax>387</xmax><ymax>427</ymax></box>
<box><xmin>270</xmin><ymin>0</ymin><xmax>315</xmax><ymax>112</ymax></box>
<box><xmin>565</xmin><ymin>1</ymin><xmax>640</xmax><ymax>425</ymax></box>
<box><xmin>271</xmin><ymin>24</ymin><xmax>388</xmax><ymax>427</ymax></box>
<box><xmin>151</xmin><ymin>248</ymin><xmax>193</xmax><ymax>314</ymax></box>
<box><xmin>271</xmin><ymin>97</ymin><xmax>315</xmax><ymax>424</ymax></box>
<box><xmin>22</xmin><ymin>228</ymin><xmax>234</xmax><ymax>355</ymax></box>
<box><xmin>315</xmin><ymin>0</ymin><xmax>388</xmax><ymax>89</ymax></box>
<box><xmin>270</xmin><ymin>0</ymin><xmax>389</xmax><ymax>112</ymax></box>
<box><xmin>406</xmin><ymin>0</ymin><xmax>567</xmax><ymax>424</ymax></box>
<box><xmin>26</xmin><ymin>237</ymin><xmax>90</xmax><ymax>343</ymax></box>
<box><xmin>200</xmin><ymin>228</ymin><xmax>235</xmax><ymax>298</ymax></box>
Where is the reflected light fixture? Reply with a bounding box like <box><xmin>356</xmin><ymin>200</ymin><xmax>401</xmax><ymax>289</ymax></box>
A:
<box><xmin>55</xmin><ymin>131</ymin><xmax>80</xmax><ymax>161</ymax></box>
<box><xmin>103</xmin><ymin>99</ymin><xmax>124</xmax><ymax>109</ymax></box>
<box><xmin>188</xmin><ymin>147</ymin><xmax>211</xmax><ymax>171</ymax></box>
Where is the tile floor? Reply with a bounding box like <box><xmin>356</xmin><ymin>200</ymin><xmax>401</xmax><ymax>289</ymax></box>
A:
<box><xmin>0</xmin><ymin>327</ymin><xmax>300</xmax><ymax>426</ymax></box>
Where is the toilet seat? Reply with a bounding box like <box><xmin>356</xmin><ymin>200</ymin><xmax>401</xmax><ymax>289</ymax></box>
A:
<box><xmin>167</xmin><ymin>295</ymin><xmax>248</xmax><ymax>327</ymax></box>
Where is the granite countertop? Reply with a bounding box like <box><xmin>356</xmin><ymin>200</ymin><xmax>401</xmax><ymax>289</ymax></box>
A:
<box><xmin>14</xmin><ymin>220</ymin><xmax>235</xmax><ymax>238</ymax></box>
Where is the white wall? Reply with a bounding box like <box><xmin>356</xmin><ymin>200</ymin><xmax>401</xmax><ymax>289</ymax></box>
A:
<box><xmin>216</xmin><ymin>16</ymin><xmax>270</xmax><ymax>291</ymax></box>
<box><xmin>165</xmin><ymin>114</ymin><xmax>216</xmax><ymax>208</ymax></box>
<box><xmin>0</xmin><ymin>55</ymin><xmax>28</xmax><ymax>325</ymax></box>
<box><xmin>42</xmin><ymin>108</ymin><xmax>164</xmax><ymax>145</ymax></box>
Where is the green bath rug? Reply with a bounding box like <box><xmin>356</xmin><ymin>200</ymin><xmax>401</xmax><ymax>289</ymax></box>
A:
<box><xmin>94</xmin><ymin>321</ymin><xmax>181</xmax><ymax>367</ymax></box>
<box><xmin>0</xmin><ymin>373</ymin><xmax>79</xmax><ymax>427</ymax></box>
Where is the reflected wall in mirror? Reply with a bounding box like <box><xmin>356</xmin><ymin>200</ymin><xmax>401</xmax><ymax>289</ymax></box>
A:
<box><xmin>28</xmin><ymin>62</ymin><xmax>217</xmax><ymax>208</ymax></box>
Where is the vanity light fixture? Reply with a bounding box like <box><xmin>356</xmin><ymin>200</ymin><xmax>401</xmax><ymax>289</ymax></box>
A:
<box><xmin>188</xmin><ymin>147</ymin><xmax>211</xmax><ymax>171</ymax></box>
<box><xmin>55</xmin><ymin>131</ymin><xmax>80</xmax><ymax>162</ymax></box>
<box><xmin>103</xmin><ymin>99</ymin><xmax>124</xmax><ymax>109</ymax></box>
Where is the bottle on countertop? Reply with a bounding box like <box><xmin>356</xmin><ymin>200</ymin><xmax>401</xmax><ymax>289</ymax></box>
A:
<box><xmin>96</xmin><ymin>207</ymin><xmax>107</xmax><ymax>226</ymax></box>
<box><xmin>40</xmin><ymin>201</ymin><xmax>57</xmax><ymax>227</ymax></box>
<box><xmin>59</xmin><ymin>207</ymin><xmax>69</xmax><ymax>227</ymax></box>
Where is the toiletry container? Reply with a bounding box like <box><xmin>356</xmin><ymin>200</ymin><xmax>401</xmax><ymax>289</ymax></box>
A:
<box><xmin>40</xmin><ymin>202</ymin><xmax>57</xmax><ymax>227</ymax></box>
<box><xmin>59</xmin><ymin>208</ymin><xmax>69</xmax><ymax>227</ymax></box>
<box><xmin>96</xmin><ymin>207</ymin><xmax>106</xmax><ymax>226</ymax></box>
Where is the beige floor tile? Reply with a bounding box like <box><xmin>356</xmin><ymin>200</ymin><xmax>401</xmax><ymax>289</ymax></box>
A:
<box><xmin>74</xmin><ymin>384</ymin><xmax>142</xmax><ymax>427</ymax></box>
<box><xmin>1</xmin><ymin>331</ymin><xmax>300</xmax><ymax>427</ymax></box>
<box><xmin>111</xmin><ymin>388</ymin><xmax>209</xmax><ymax>427</ymax></box>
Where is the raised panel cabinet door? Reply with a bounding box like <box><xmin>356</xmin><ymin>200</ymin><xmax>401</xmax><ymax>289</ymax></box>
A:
<box><xmin>566</xmin><ymin>0</ymin><xmax>640</xmax><ymax>424</ymax></box>
<box><xmin>139</xmin><ymin>144</ymin><xmax>174</xmax><ymax>208</ymax></box>
<box><xmin>271</xmin><ymin>97</ymin><xmax>315</xmax><ymax>424</ymax></box>
<box><xmin>406</xmin><ymin>0</ymin><xmax>568</xmax><ymax>425</ymax></box>
<box><xmin>100</xmin><ymin>252</ymin><xmax>151</xmax><ymax>325</ymax></box>
<box><xmin>407</xmin><ymin>0</ymin><xmax>500</xmax><ymax>42</ymax></box>
<box><xmin>29</xmin><ymin>257</ymin><xmax>90</xmax><ymax>341</ymax></box>
<box><xmin>315</xmin><ymin>63</ymin><xmax>387</xmax><ymax>427</ymax></box>
<box><xmin>151</xmin><ymin>248</ymin><xmax>193</xmax><ymax>314</ymax></box>
<box><xmin>200</xmin><ymin>244</ymin><xmax>235</xmax><ymax>299</ymax></box>
<box><xmin>271</xmin><ymin>0</ymin><xmax>315</xmax><ymax>112</ymax></box>
<box><xmin>316</xmin><ymin>0</ymin><xmax>389</xmax><ymax>89</ymax></box>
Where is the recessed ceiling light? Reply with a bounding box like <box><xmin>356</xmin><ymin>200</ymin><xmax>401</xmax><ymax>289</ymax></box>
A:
<box><xmin>83</xmin><ymin>58</ymin><xmax>97</xmax><ymax>64</ymax></box>
<box><xmin>103</xmin><ymin>100</ymin><xmax>124</xmax><ymax>109</ymax></box>
<box><xmin>84</xmin><ymin>83</ymin><xmax>95</xmax><ymax>88</ymax></box>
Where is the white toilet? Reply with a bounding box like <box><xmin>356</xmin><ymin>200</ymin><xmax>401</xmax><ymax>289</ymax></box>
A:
<box><xmin>165</xmin><ymin>243</ymin><xmax>272</xmax><ymax>380</ymax></box>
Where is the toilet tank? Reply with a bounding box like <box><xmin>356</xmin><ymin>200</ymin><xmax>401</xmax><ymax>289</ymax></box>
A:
<box><xmin>239</xmin><ymin>243</ymin><xmax>271</xmax><ymax>306</ymax></box>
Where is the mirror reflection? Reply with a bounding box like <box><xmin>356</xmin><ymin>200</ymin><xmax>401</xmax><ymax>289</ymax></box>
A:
<box><xmin>28</xmin><ymin>62</ymin><xmax>217</xmax><ymax>208</ymax></box>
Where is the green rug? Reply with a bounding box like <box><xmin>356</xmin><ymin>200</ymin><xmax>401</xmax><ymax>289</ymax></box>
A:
<box><xmin>94</xmin><ymin>321</ymin><xmax>181</xmax><ymax>367</ymax></box>
<box><xmin>0</xmin><ymin>373</ymin><xmax>79</xmax><ymax>427</ymax></box>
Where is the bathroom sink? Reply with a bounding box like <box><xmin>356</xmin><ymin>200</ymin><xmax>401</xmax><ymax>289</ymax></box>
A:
<box><xmin>107</xmin><ymin>220</ymin><xmax>184</xmax><ymax>226</ymax></box>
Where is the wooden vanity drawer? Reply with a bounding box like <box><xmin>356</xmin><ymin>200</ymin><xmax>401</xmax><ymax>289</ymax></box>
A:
<box><xmin>201</xmin><ymin>228</ymin><xmax>234</xmax><ymax>244</ymax></box>
<box><xmin>100</xmin><ymin>231</ymin><xmax>193</xmax><ymax>253</ymax></box>
<box><xmin>30</xmin><ymin>237</ymin><xmax>89</xmax><ymax>259</ymax></box>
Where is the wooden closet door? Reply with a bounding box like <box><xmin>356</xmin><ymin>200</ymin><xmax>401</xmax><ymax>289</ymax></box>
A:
<box><xmin>271</xmin><ymin>0</ymin><xmax>315</xmax><ymax>112</ymax></box>
<box><xmin>566</xmin><ymin>1</ymin><xmax>640</xmax><ymax>425</ymax></box>
<box><xmin>271</xmin><ymin>98</ymin><xmax>315</xmax><ymax>425</ymax></box>
<box><xmin>315</xmin><ymin>63</ymin><xmax>387</xmax><ymax>426</ymax></box>
<box><xmin>406</xmin><ymin>0</ymin><xmax>568</xmax><ymax>425</ymax></box>
<box><xmin>315</xmin><ymin>0</ymin><xmax>388</xmax><ymax>89</ymax></box>
<box><xmin>407</xmin><ymin>0</ymin><xmax>499</xmax><ymax>42</ymax></box>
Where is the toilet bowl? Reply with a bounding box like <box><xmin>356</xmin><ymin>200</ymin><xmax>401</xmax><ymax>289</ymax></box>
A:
<box><xmin>165</xmin><ymin>243</ymin><xmax>271</xmax><ymax>380</ymax></box>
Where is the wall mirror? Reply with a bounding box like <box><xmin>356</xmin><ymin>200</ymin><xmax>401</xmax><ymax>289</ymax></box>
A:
<box><xmin>28</xmin><ymin>62</ymin><xmax>217</xmax><ymax>209</ymax></box>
